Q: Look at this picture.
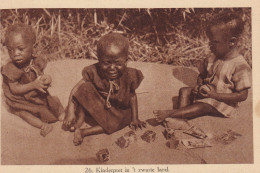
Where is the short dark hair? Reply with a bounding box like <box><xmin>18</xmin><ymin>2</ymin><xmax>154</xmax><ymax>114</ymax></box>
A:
<box><xmin>97</xmin><ymin>33</ymin><xmax>129</xmax><ymax>59</ymax></box>
<box><xmin>206</xmin><ymin>12</ymin><xmax>245</xmax><ymax>39</ymax></box>
<box><xmin>5</xmin><ymin>23</ymin><xmax>36</xmax><ymax>46</ymax></box>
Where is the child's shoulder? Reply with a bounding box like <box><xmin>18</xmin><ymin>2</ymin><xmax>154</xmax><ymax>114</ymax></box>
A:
<box><xmin>232</xmin><ymin>55</ymin><xmax>249</xmax><ymax>64</ymax></box>
<box><xmin>82</xmin><ymin>63</ymin><xmax>98</xmax><ymax>73</ymax></box>
<box><xmin>81</xmin><ymin>63</ymin><xmax>99</xmax><ymax>81</ymax></box>
<box><xmin>126</xmin><ymin>67</ymin><xmax>142</xmax><ymax>73</ymax></box>
<box><xmin>125</xmin><ymin>67</ymin><xmax>144</xmax><ymax>83</ymax></box>
<box><xmin>1</xmin><ymin>61</ymin><xmax>24</xmax><ymax>82</ymax></box>
<box><xmin>33</xmin><ymin>56</ymin><xmax>47</xmax><ymax>71</ymax></box>
<box><xmin>1</xmin><ymin>61</ymin><xmax>20</xmax><ymax>74</ymax></box>
<box><xmin>230</xmin><ymin>55</ymin><xmax>251</xmax><ymax>70</ymax></box>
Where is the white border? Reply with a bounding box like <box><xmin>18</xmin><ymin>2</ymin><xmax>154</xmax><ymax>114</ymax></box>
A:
<box><xmin>1</xmin><ymin>0</ymin><xmax>260</xmax><ymax>173</ymax></box>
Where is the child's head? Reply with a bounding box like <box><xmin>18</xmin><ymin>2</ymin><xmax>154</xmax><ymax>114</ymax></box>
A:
<box><xmin>97</xmin><ymin>33</ymin><xmax>129</xmax><ymax>80</ymax></box>
<box><xmin>5</xmin><ymin>24</ymin><xmax>36</xmax><ymax>66</ymax></box>
<box><xmin>206</xmin><ymin>12</ymin><xmax>244</xmax><ymax>58</ymax></box>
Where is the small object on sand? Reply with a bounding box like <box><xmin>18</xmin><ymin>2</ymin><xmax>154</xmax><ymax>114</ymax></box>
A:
<box><xmin>141</xmin><ymin>130</ymin><xmax>156</xmax><ymax>143</ymax></box>
<box><xmin>181</xmin><ymin>139</ymin><xmax>212</xmax><ymax>149</ymax></box>
<box><xmin>201</xmin><ymin>158</ymin><xmax>207</xmax><ymax>164</ymax></box>
<box><xmin>215</xmin><ymin>129</ymin><xmax>242</xmax><ymax>145</ymax></box>
<box><xmin>115</xmin><ymin>131</ymin><xmax>137</xmax><ymax>149</ymax></box>
<box><xmin>96</xmin><ymin>148</ymin><xmax>109</xmax><ymax>162</ymax></box>
<box><xmin>183</xmin><ymin>126</ymin><xmax>207</xmax><ymax>139</ymax></box>
<box><xmin>116</xmin><ymin>136</ymin><xmax>129</xmax><ymax>149</ymax></box>
<box><xmin>163</xmin><ymin>128</ymin><xmax>175</xmax><ymax>140</ymax></box>
<box><xmin>166</xmin><ymin>138</ymin><xmax>180</xmax><ymax>149</ymax></box>
<box><xmin>124</xmin><ymin>131</ymin><xmax>137</xmax><ymax>140</ymax></box>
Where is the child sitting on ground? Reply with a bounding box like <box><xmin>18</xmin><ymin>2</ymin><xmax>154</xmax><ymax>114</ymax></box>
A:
<box><xmin>154</xmin><ymin>13</ymin><xmax>251</xmax><ymax>122</ymax></box>
<box><xmin>1</xmin><ymin>24</ymin><xmax>64</xmax><ymax>137</ymax></box>
<box><xmin>63</xmin><ymin>33</ymin><xmax>146</xmax><ymax>145</ymax></box>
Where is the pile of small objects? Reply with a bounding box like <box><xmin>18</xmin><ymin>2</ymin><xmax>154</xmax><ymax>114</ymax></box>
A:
<box><xmin>163</xmin><ymin>118</ymin><xmax>242</xmax><ymax>150</ymax></box>
<box><xmin>96</xmin><ymin>130</ymin><xmax>157</xmax><ymax>162</ymax></box>
<box><xmin>95</xmin><ymin>120</ymin><xmax>242</xmax><ymax>162</ymax></box>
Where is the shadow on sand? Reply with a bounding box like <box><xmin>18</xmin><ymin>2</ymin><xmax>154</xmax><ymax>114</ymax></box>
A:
<box><xmin>172</xmin><ymin>67</ymin><xmax>199</xmax><ymax>87</ymax></box>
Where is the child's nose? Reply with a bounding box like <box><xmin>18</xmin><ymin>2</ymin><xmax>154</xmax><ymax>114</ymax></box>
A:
<box><xmin>110</xmin><ymin>63</ymin><xmax>116</xmax><ymax>69</ymax></box>
<box><xmin>14</xmin><ymin>49</ymin><xmax>21</xmax><ymax>56</ymax></box>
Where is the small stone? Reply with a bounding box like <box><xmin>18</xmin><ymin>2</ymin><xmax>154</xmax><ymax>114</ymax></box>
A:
<box><xmin>115</xmin><ymin>131</ymin><xmax>137</xmax><ymax>148</ymax></box>
<box><xmin>163</xmin><ymin>128</ymin><xmax>175</xmax><ymax>140</ymax></box>
<box><xmin>141</xmin><ymin>130</ymin><xmax>156</xmax><ymax>143</ymax></box>
<box><xmin>96</xmin><ymin>148</ymin><xmax>109</xmax><ymax>162</ymax></box>
<box><xmin>166</xmin><ymin>139</ymin><xmax>180</xmax><ymax>149</ymax></box>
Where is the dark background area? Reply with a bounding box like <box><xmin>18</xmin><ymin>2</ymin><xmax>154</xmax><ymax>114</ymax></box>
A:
<box><xmin>0</xmin><ymin>8</ymin><xmax>251</xmax><ymax>67</ymax></box>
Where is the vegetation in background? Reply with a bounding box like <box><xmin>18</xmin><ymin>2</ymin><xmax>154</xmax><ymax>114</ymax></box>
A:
<box><xmin>0</xmin><ymin>8</ymin><xmax>251</xmax><ymax>67</ymax></box>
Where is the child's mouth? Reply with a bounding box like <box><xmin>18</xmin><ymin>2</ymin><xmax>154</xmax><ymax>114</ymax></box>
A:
<box><xmin>15</xmin><ymin>59</ymin><xmax>24</xmax><ymax>63</ymax></box>
<box><xmin>108</xmin><ymin>72</ymin><xmax>118</xmax><ymax>79</ymax></box>
<box><xmin>109</xmin><ymin>73</ymin><xmax>118</xmax><ymax>77</ymax></box>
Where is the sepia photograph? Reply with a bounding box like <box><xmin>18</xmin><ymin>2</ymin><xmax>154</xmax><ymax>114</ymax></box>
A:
<box><xmin>1</xmin><ymin>0</ymin><xmax>260</xmax><ymax>172</ymax></box>
<box><xmin>0</xmin><ymin>7</ymin><xmax>253</xmax><ymax>165</ymax></box>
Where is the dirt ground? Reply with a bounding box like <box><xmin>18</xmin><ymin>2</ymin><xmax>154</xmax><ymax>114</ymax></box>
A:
<box><xmin>1</xmin><ymin>59</ymin><xmax>253</xmax><ymax>164</ymax></box>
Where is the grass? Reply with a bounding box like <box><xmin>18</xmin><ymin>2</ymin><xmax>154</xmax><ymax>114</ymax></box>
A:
<box><xmin>0</xmin><ymin>9</ymin><xmax>252</xmax><ymax>67</ymax></box>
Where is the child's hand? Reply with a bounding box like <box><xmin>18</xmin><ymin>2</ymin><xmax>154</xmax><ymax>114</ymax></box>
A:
<box><xmin>199</xmin><ymin>85</ymin><xmax>215</xmax><ymax>98</ymax></box>
<box><xmin>32</xmin><ymin>76</ymin><xmax>48</xmax><ymax>93</ymax></box>
<box><xmin>40</xmin><ymin>74</ymin><xmax>52</xmax><ymax>86</ymax></box>
<box><xmin>129</xmin><ymin>119</ymin><xmax>146</xmax><ymax>130</ymax></box>
<box><xmin>192</xmin><ymin>85</ymin><xmax>201</xmax><ymax>94</ymax></box>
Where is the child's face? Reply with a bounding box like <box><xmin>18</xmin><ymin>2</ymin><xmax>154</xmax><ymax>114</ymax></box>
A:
<box><xmin>208</xmin><ymin>26</ymin><xmax>233</xmax><ymax>58</ymax></box>
<box><xmin>6</xmin><ymin>32</ymin><xmax>33</xmax><ymax>66</ymax></box>
<box><xmin>98</xmin><ymin>45</ymin><xmax>127</xmax><ymax>80</ymax></box>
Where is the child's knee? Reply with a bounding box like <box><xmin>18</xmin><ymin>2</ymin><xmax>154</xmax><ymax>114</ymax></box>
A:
<box><xmin>179</xmin><ymin>87</ymin><xmax>192</xmax><ymax>96</ymax></box>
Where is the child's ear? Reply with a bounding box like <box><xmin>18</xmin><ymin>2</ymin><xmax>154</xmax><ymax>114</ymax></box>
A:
<box><xmin>229</xmin><ymin>37</ymin><xmax>237</xmax><ymax>47</ymax></box>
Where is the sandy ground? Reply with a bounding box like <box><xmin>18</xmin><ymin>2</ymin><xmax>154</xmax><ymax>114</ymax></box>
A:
<box><xmin>1</xmin><ymin>59</ymin><xmax>253</xmax><ymax>164</ymax></box>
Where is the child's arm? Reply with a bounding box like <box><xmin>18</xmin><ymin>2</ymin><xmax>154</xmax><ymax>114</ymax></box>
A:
<box><xmin>201</xmin><ymin>86</ymin><xmax>248</xmax><ymax>103</ymax></box>
<box><xmin>193</xmin><ymin>58</ymin><xmax>208</xmax><ymax>93</ymax></box>
<box><xmin>129</xmin><ymin>93</ymin><xmax>146</xmax><ymax>130</ymax></box>
<box><xmin>68</xmin><ymin>79</ymin><xmax>85</xmax><ymax>101</ymax></box>
<box><xmin>24</xmin><ymin>91</ymin><xmax>46</xmax><ymax>105</ymax></box>
<box><xmin>193</xmin><ymin>74</ymin><xmax>205</xmax><ymax>94</ymax></box>
<box><xmin>8</xmin><ymin>78</ymin><xmax>48</xmax><ymax>95</ymax></box>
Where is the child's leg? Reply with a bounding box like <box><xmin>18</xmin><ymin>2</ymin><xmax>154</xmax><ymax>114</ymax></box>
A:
<box><xmin>70</xmin><ymin>104</ymin><xmax>85</xmax><ymax>132</ymax></box>
<box><xmin>152</xmin><ymin>87</ymin><xmax>194</xmax><ymax>122</ymax></box>
<box><xmin>73</xmin><ymin>105</ymin><xmax>105</xmax><ymax>146</ymax></box>
<box><xmin>16</xmin><ymin>111</ymin><xmax>53</xmax><ymax>137</ymax></box>
<box><xmin>178</xmin><ymin>87</ymin><xmax>194</xmax><ymax>108</ymax></box>
<box><xmin>63</xmin><ymin>79</ymin><xmax>85</xmax><ymax>129</ymax></box>
<box><xmin>74</xmin><ymin>126</ymin><xmax>105</xmax><ymax>146</ymax></box>
<box><xmin>80</xmin><ymin>126</ymin><xmax>105</xmax><ymax>136</ymax></box>
<box><xmin>154</xmin><ymin>102</ymin><xmax>222</xmax><ymax>122</ymax></box>
<box><xmin>63</xmin><ymin>99</ymin><xmax>76</xmax><ymax>130</ymax></box>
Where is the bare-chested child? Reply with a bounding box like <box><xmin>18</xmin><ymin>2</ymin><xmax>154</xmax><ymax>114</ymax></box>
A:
<box><xmin>1</xmin><ymin>24</ymin><xmax>64</xmax><ymax>137</ymax></box>
<box><xmin>154</xmin><ymin>13</ymin><xmax>251</xmax><ymax>122</ymax></box>
<box><xmin>63</xmin><ymin>33</ymin><xmax>146</xmax><ymax>145</ymax></box>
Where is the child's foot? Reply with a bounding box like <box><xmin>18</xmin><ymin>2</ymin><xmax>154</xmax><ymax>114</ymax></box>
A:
<box><xmin>62</xmin><ymin>109</ymin><xmax>76</xmax><ymax>131</ymax></box>
<box><xmin>153</xmin><ymin>110</ymin><xmax>174</xmax><ymax>123</ymax></box>
<box><xmin>40</xmin><ymin>123</ymin><xmax>53</xmax><ymax>137</ymax></box>
<box><xmin>73</xmin><ymin>129</ymin><xmax>83</xmax><ymax>146</ymax></box>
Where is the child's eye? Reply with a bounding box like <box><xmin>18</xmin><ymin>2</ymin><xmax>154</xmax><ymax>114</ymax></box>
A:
<box><xmin>101</xmin><ymin>61</ymin><xmax>110</xmax><ymax>65</ymax></box>
<box><xmin>7</xmin><ymin>48</ymin><xmax>13</xmax><ymax>52</ymax></box>
<box><xmin>115</xmin><ymin>61</ymin><xmax>125</xmax><ymax>66</ymax></box>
